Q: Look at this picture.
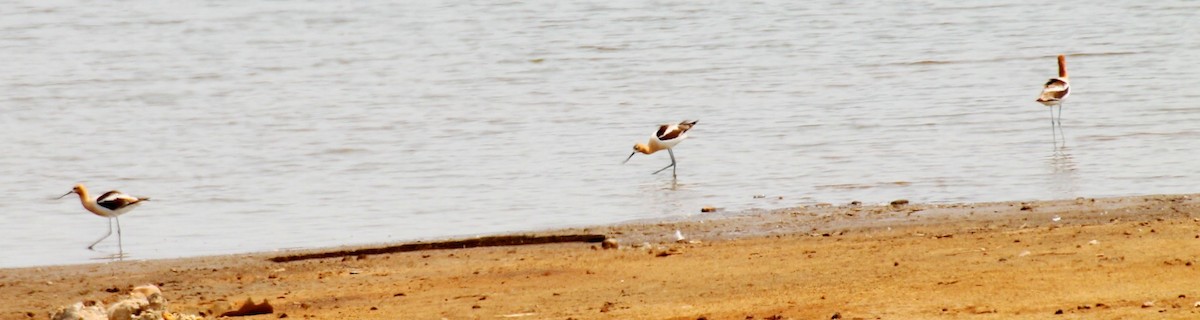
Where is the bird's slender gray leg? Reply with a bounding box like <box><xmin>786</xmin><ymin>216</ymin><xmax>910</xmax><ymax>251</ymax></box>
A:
<box><xmin>652</xmin><ymin>149</ymin><xmax>677</xmax><ymax>175</ymax></box>
<box><xmin>87</xmin><ymin>218</ymin><xmax>113</xmax><ymax>250</ymax></box>
<box><xmin>1049</xmin><ymin>107</ymin><xmax>1057</xmax><ymax>142</ymax></box>
<box><xmin>670</xmin><ymin>149</ymin><xmax>677</xmax><ymax>178</ymax></box>
<box><xmin>115</xmin><ymin>216</ymin><xmax>122</xmax><ymax>254</ymax></box>
<box><xmin>1057</xmin><ymin>101</ymin><xmax>1064</xmax><ymax>126</ymax></box>
<box><xmin>1057</xmin><ymin>102</ymin><xmax>1067</xmax><ymax>144</ymax></box>
<box><xmin>1049</xmin><ymin>106</ymin><xmax>1055</xmax><ymax>127</ymax></box>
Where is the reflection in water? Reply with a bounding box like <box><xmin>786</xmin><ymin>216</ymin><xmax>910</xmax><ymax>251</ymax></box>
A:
<box><xmin>1045</xmin><ymin>136</ymin><xmax>1078</xmax><ymax>199</ymax></box>
<box><xmin>90</xmin><ymin>251</ymin><xmax>128</xmax><ymax>262</ymax></box>
<box><xmin>638</xmin><ymin>178</ymin><xmax>696</xmax><ymax>217</ymax></box>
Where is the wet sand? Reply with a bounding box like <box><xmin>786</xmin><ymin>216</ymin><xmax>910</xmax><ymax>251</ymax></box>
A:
<box><xmin>4</xmin><ymin>194</ymin><xmax>1200</xmax><ymax>319</ymax></box>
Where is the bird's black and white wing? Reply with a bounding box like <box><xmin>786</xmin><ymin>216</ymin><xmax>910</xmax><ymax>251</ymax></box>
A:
<box><xmin>656</xmin><ymin>120</ymin><xmax>697</xmax><ymax>141</ymax></box>
<box><xmin>96</xmin><ymin>190</ymin><xmax>146</xmax><ymax>211</ymax></box>
<box><xmin>1038</xmin><ymin>78</ymin><xmax>1069</xmax><ymax>102</ymax></box>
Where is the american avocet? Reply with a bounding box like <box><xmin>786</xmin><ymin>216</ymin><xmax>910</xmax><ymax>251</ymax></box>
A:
<box><xmin>58</xmin><ymin>184</ymin><xmax>149</xmax><ymax>250</ymax></box>
<box><xmin>1037</xmin><ymin>54</ymin><xmax>1071</xmax><ymax>126</ymax></box>
<box><xmin>622</xmin><ymin>120</ymin><xmax>698</xmax><ymax>178</ymax></box>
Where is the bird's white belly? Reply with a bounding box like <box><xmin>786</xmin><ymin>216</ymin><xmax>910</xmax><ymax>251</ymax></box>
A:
<box><xmin>652</xmin><ymin>134</ymin><xmax>687</xmax><ymax>150</ymax></box>
<box><xmin>107</xmin><ymin>202</ymin><xmax>143</xmax><ymax>217</ymax></box>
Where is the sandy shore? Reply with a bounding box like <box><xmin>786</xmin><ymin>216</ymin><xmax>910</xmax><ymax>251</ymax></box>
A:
<box><xmin>5</xmin><ymin>194</ymin><xmax>1200</xmax><ymax>319</ymax></box>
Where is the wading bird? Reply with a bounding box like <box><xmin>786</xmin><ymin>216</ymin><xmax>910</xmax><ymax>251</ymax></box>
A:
<box><xmin>1037</xmin><ymin>54</ymin><xmax>1071</xmax><ymax>126</ymax></box>
<box><xmin>58</xmin><ymin>184</ymin><xmax>149</xmax><ymax>250</ymax></box>
<box><xmin>623</xmin><ymin>120</ymin><xmax>698</xmax><ymax>178</ymax></box>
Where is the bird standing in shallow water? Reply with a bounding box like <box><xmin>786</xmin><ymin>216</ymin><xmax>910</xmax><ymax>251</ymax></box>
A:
<box><xmin>58</xmin><ymin>184</ymin><xmax>149</xmax><ymax>250</ymax></box>
<box><xmin>1037</xmin><ymin>54</ymin><xmax>1071</xmax><ymax>127</ymax></box>
<box><xmin>623</xmin><ymin>120</ymin><xmax>698</xmax><ymax>178</ymax></box>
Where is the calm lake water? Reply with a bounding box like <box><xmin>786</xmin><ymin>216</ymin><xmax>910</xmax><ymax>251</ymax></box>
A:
<box><xmin>2</xmin><ymin>0</ymin><xmax>1198</xmax><ymax>268</ymax></box>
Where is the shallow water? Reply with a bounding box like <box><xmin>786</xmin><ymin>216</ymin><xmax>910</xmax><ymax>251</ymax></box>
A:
<box><xmin>1</xmin><ymin>0</ymin><xmax>1198</xmax><ymax>268</ymax></box>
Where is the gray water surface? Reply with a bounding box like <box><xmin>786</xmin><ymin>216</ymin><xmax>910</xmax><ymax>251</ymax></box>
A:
<box><xmin>2</xmin><ymin>0</ymin><xmax>1199</xmax><ymax>268</ymax></box>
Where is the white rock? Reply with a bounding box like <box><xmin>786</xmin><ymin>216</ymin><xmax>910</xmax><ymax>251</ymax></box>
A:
<box><xmin>130</xmin><ymin>285</ymin><xmax>162</xmax><ymax>298</ymax></box>
<box><xmin>132</xmin><ymin>285</ymin><xmax>167</xmax><ymax>312</ymax></box>
<box><xmin>51</xmin><ymin>302</ymin><xmax>107</xmax><ymax>320</ymax></box>
<box><xmin>1088</xmin><ymin>240</ymin><xmax>1099</xmax><ymax>245</ymax></box>
<box><xmin>52</xmin><ymin>285</ymin><xmax>199</xmax><ymax>320</ymax></box>
<box><xmin>107</xmin><ymin>296</ymin><xmax>150</xmax><ymax>320</ymax></box>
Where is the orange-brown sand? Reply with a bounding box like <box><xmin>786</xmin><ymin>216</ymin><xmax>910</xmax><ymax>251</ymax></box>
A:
<box><xmin>4</xmin><ymin>194</ymin><xmax>1200</xmax><ymax>319</ymax></box>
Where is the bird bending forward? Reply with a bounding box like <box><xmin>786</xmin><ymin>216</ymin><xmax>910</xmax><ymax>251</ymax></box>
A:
<box><xmin>623</xmin><ymin>120</ymin><xmax>698</xmax><ymax>178</ymax></box>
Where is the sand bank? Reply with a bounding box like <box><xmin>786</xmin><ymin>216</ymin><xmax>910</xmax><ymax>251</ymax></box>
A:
<box><xmin>4</xmin><ymin>194</ymin><xmax>1200</xmax><ymax>319</ymax></box>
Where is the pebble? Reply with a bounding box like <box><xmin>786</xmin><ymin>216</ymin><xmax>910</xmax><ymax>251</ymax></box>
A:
<box><xmin>701</xmin><ymin>206</ymin><xmax>716</xmax><ymax>213</ymax></box>
<box><xmin>890</xmin><ymin>199</ymin><xmax>909</xmax><ymax>207</ymax></box>
<box><xmin>1088</xmin><ymin>240</ymin><xmax>1099</xmax><ymax>245</ymax></box>
<box><xmin>601</xmin><ymin>238</ymin><xmax>619</xmax><ymax>250</ymax></box>
<box><xmin>600</xmin><ymin>302</ymin><xmax>616</xmax><ymax>313</ymax></box>
<box><xmin>1142</xmin><ymin>301</ymin><xmax>1154</xmax><ymax>308</ymax></box>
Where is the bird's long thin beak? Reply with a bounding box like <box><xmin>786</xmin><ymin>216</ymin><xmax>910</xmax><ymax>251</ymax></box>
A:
<box><xmin>622</xmin><ymin>151</ymin><xmax>636</xmax><ymax>164</ymax></box>
<box><xmin>57</xmin><ymin>191</ymin><xmax>73</xmax><ymax>199</ymax></box>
